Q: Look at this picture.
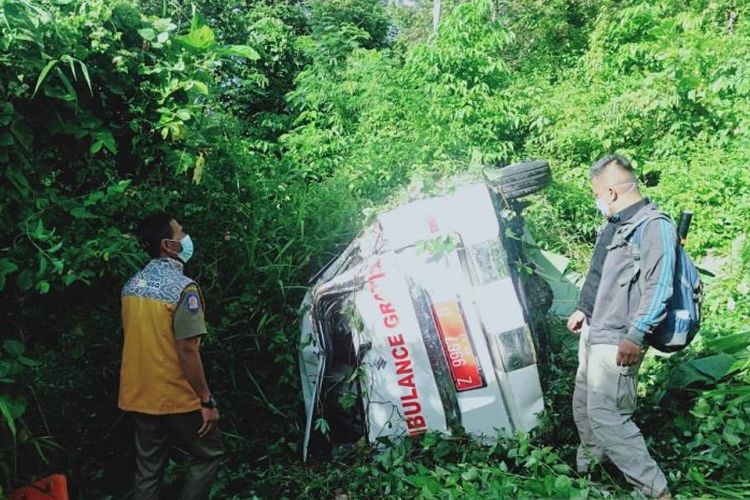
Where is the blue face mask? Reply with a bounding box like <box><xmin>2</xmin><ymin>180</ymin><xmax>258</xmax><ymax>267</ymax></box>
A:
<box><xmin>175</xmin><ymin>234</ymin><xmax>194</xmax><ymax>263</ymax></box>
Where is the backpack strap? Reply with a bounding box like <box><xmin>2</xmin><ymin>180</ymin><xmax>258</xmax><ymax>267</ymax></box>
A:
<box><xmin>595</xmin><ymin>220</ymin><xmax>609</xmax><ymax>237</ymax></box>
<box><xmin>632</xmin><ymin>212</ymin><xmax>675</xmax><ymax>246</ymax></box>
<box><xmin>611</xmin><ymin>211</ymin><xmax>673</xmax><ymax>288</ymax></box>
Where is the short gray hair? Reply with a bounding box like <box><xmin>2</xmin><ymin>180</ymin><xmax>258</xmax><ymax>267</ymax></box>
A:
<box><xmin>589</xmin><ymin>154</ymin><xmax>636</xmax><ymax>180</ymax></box>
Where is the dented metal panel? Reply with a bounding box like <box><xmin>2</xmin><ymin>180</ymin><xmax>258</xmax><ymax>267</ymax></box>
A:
<box><xmin>299</xmin><ymin>179</ymin><xmax>547</xmax><ymax>461</ymax></box>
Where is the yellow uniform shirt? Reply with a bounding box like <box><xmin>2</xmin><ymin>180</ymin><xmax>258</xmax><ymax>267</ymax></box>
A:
<box><xmin>119</xmin><ymin>258</ymin><xmax>207</xmax><ymax>415</ymax></box>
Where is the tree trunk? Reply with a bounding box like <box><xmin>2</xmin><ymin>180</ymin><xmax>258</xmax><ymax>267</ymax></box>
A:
<box><xmin>727</xmin><ymin>9</ymin><xmax>737</xmax><ymax>34</ymax></box>
<box><xmin>433</xmin><ymin>0</ymin><xmax>441</xmax><ymax>34</ymax></box>
<box><xmin>491</xmin><ymin>0</ymin><xmax>499</xmax><ymax>22</ymax></box>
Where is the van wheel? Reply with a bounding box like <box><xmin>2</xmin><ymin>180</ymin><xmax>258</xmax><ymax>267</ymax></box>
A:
<box><xmin>498</xmin><ymin>160</ymin><xmax>551</xmax><ymax>200</ymax></box>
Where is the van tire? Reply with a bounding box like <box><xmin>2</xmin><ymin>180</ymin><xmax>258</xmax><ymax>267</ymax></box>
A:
<box><xmin>498</xmin><ymin>160</ymin><xmax>551</xmax><ymax>199</ymax></box>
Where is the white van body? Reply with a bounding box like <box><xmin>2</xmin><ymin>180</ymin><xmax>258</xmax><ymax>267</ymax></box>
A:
<box><xmin>299</xmin><ymin>179</ymin><xmax>548</xmax><ymax>461</ymax></box>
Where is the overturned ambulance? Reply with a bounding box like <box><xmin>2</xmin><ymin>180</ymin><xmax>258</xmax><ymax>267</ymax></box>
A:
<box><xmin>299</xmin><ymin>160</ymin><xmax>554</xmax><ymax>460</ymax></box>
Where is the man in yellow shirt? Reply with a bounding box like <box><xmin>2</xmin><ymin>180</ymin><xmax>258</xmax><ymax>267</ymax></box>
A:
<box><xmin>119</xmin><ymin>212</ymin><xmax>223</xmax><ymax>500</ymax></box>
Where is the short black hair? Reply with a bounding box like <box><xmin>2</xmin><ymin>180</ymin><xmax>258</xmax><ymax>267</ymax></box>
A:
<box><xmin>589</xmin><ymin>154</ymin><xmax>636</xmax><ymax>180</ymax></box>
<box><xmin>138</xmin><ymin>212</ymin><xmax>175</xmax><ymax>258</ymax></box>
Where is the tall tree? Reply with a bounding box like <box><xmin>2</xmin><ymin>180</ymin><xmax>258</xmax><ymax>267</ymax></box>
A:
<box><xmin>433</xmin><ymin>0</ymin><xmax>441</xmax><ymax>33</ymax></box>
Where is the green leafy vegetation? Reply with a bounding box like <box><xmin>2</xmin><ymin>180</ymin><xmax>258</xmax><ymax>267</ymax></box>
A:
<box><xmin>1</xmin><ymin>0</ymin><xmax>749</xmax><ymax>497</ymax></box>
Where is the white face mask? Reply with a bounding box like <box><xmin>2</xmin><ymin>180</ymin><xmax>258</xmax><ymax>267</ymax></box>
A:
<box><xmin>595</xmin><ymin>198</ymin><xmax>611</xmax><ymax>217</ymax></box>
<box><xmin>595</xmin><ymin>182</ymin><xmax>637</xmax><ymax>217</ymax></box>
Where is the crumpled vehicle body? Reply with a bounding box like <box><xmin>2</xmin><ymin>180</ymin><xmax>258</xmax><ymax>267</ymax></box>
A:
<box><xmin>299</xmin><ymin>161</ymin><xmax>553</xmax><ymax>460</ymax></box>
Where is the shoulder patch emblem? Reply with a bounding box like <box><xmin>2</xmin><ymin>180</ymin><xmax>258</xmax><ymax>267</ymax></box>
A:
<box><xmin>186</xmin><ymin>293</ymin><xmax>201</xmax><ymax>314</ymax></box>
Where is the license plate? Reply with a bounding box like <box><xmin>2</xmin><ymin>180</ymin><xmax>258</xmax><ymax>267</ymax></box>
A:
<box><xmin>432</xmin><ymin>301</ymin><xmax>485</xmax><ymax>392</ymax></box>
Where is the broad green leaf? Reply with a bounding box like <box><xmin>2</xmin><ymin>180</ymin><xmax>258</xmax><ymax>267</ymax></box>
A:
<box><xmin>176</xmin><ymin>26</ymin><xmax>215</xmax><ymax>50</ymax></box>
<box><xmin>461</xmin><ymin>467</ymin><xmax>479</xmax><ymax>481</ymax></box>
<box><xmin>554</xmin><ymin>475</ymin><xmax>572</xmax><ymax>490</ymax></box>
<box><xmin>65</xmin><ymin>55</ymin><xmax>77</xmax><ymax>80</ymax></box>
<box><xmin>138</xmin><ymin>28</ymin><xmax>156</xmax><ymax>41</ymax></box>
<box><xmin>0</xmin><ymin>132</ymin><xmax>13</xmax><ymax>147</ymax></box>
<box><xmin>38</xmin><ymin>254</ymin><xmax>48</xmax><ymax>275</ymax></box>
<box><xmin>83</xmin><ymin>190</ymin><xmax>104</xmax><ymax>206</ymax></box>
<box><xmin>723</xmin><ymin>430</ymin><xmax>741</xmax><ymax>446</ymax></box>
<box><xmin>177</xmin><ymin>151</ymin><xmax>195</xmax><ymax>174</ymax></box>
<box><xmin>3</xmin><ymin>2</ymin><xmax>37</xmax><ymax>29</ymax></box>
<box><xmin>215</xmin><ymin>45</ymin><xmax>260</xmax><ymax>61</ymax></box>
<box><xmin>9</xmin><ymin>398</ymin><xmax>26</xmax><ymax>419</ymax></box>
<box><xmin>32</xmin><ymin>59</ymin><xmax>58</xmax><ymax>98</ymax></box>
<box><xmin>152</xmin><ymin>18</ymin><xmax>176</xmax><ymax>33</ymax></box>
<box><xmin>52</xmin><ymin>259</ymin><xmax>64</xmax><ymax>273</ymax></box>
<box><xmin>55</xmin><ymin>66</ymin><xmax>77</xmax><ymax>101</ymax></box>
<box><xmin>18</xmin><ymin>356</ymin><xmax>40</xmax><ymax>368</ymax></box>
<box><xmin>690</xmin><ymin>354</ymin><xmax>738</xmax><ymax>380</ymax></box>
<box><xmin>92</xmin><ymin>131</ymin><xmax>117</xmax><ymax>154</ymax></box>
<box><xmin>313</xmin><ymin>417</ymin><xmax>330</xmax><ymax>435</ymax></box>
<box><xmin>704</xmin><ymin>330</ymin><xmax>750</xmax><ymax>355</ymax></box>
<box><xmin>3</xmin><ymin>1</ymin><xmax>42</xmax><ymax>46</ymax></box>
<box><xmin>421</xmin><ymin>485</ymin><xmax>436</xmax><ymax>499</ymax></box>
<box><xmin>70</xmin><ymin>207</ymin><xmax>96</xmax><ymax>219</ymax></box>
<box><xmin>43</xmin><ymin>85</ymin><xmax>74</xmax><ymax>100</ymax></box>
<box><xmin>193</xmin><ymin>152</ymin><xmax>205</xmax><ymax>184</ymax></box>
<box><xmin>189</xmin><ymin>11</ymin><xmax>201</xmax><ymax>32</ymax></box>
<box><xmin>2</xmin><ymin>340</ymin><xmax>24</xmax><ymax>357</ymax></box>
<box><xmin>188</xmin><ymin>80</ymin><xmax>209</xmax><ymax>95</ymax></box>
<box><xmin>553</xmin><ymin>463</ymin><xmax>572</xmax><ymax>474</ymax></box>
<box><xmin>106</xmin><ymin>180</ymin><xmax>132</xmax><ymax>196</ymax></box>
<box><xmin>25</xmin><ymin>1</ymin><xmax>52</xmax><ymax>24</ymax></box>
<box><xmin>17</xmin><ymin>269</ymin><xmax>34</xmax><ymax>292</ymax></box>
<box><xmin>669</xmin><ymin>354</ymin><xmax>737</xmax><ymax>389</ymax></box>
<box><xmin>176</xmin><ymin>108</ymin><xmax>191</xmax><ymax>121</ymax></box>
<box><xmin>0</xmin><ymin>396</ymin><xmax>16</xmax><ymax>440</ymax></box>
<box><xmin>79</xmin><ymin>61</ymin><xmax>93</xmax><ymax>95</ymax></box>
<box><xmin>31</xmin><ymin>219</ymin><xmax>44</xmax><ymax>239</ymax></box>
<box><xmin>0</xmin><ymin>102</ymin><xmax>13</xmax><ymax>126</ymax></box>
<box><xmin>0</xmin><ymin>259</ymin><xmax>19</xmax><ymax>291</ymax></box>
<box><xmin>6</xmin><ymin>167</ymin><xmax>31</xmax><ymax>195</ymax></box>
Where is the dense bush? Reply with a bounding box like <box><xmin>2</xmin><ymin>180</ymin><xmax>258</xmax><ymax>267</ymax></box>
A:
<box><xmin>1</xmin><ymin>0</ymin><xmax>748</xmax><ymax>497</ymax></box>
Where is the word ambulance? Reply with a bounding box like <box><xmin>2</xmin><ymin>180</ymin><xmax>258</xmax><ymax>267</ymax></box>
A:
<box><xmin>366</xmin><ymin>260</ymin><xmax>427</xmax><ymax>435</ymax></box>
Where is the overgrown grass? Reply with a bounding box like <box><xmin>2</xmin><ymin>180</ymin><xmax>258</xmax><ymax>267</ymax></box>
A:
<box><xmin>214</xmin><ymin>312</ymin><xmax>749</xmax><ymax>498</ymax></box>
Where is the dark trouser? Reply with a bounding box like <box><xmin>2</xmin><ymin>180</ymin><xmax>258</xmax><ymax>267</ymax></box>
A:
<box><xmin>132</xmin><ymin>411</ymin><xmax>224</xmax><ymax>500</ymax></box>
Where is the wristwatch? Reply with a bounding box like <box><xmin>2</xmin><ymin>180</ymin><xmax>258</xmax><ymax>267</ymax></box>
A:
<box><xmin>200</xmin><ymin>395</ymin><xmax>217</xmax><ymax>409</ymax></box>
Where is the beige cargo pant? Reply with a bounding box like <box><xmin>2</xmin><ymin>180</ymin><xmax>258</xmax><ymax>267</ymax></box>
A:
<box><xmin>572</xmin><ymin>324</ymin><xmax>668</xmax><ymax>497</ymax></box>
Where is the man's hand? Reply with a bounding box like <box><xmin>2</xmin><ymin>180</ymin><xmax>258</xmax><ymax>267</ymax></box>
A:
<box><xmin>616</xmin><ymin>339</ymin><xmax>641</xmax><ymax>366</ymax></box>
<box><xmin>198</xmin><ymin>406</ymin><xmax>220</xmax><ymax>438</ymax></box>
<box><xmin>567</xmin><ymin>310</ymin><xmax>586</xmax><ymax>334</ymax></box>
